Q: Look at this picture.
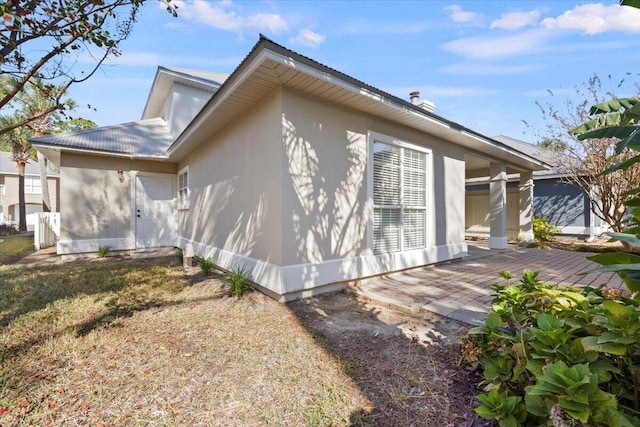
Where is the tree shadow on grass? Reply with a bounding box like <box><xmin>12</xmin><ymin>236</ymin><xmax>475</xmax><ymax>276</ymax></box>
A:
<box><xmin>288</xmin><ymin>292</ymin><xmax>482</xmax><ymax>426</ymax></box>
<box><xmin>0</xmin><ymin>258</ymin><xmax>184</xmax><ymax>328</ymax></box>
<box><xmin>0</xmin><ymin>258</ymin><xmax>229</xmax><ymax>362</ymax></box>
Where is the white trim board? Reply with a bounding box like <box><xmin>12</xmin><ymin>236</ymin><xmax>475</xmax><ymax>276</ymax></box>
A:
<box><xmin>57</xmin><ymin>237</ymin><xmax>135</xmax><ymax>255</ymax></box>
<box><xmin>177</xmin><ymin>236</ymin><xmax>466</xmax><ymax>300</ymax></box>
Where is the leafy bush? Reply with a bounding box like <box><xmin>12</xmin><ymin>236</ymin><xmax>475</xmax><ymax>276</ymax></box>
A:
<box><xmin>224</xmin><ymin>265</ymin><xmax>252</xmax><ymax>297</ymax></box>
<box><xmin>97</xmin><ymin>245</ymin><xmax>111</xmax><ymax>258</ymax></box>
<box><xmin>464</xmin><ymin>270</ymin><xmax>639</xmax><ymax>426</ymax></box>
<box><xmin>197</xmin><ymin>256</ymin><xmax>215</xmax><ymax>275</ymax></box>
<box><xmin>176</xmin><ymin>247</ymin><xmax>184</xmax><ymax>264</ymax></box>
<box><xmin>532</xmin><ymin>216</ymin><xmax>560</xmax><ymax>243</ymax></box>
<box><xmin>0</xmin><ymin>223</ymin><xmax>19</xmax><ymax>236</ymax></box>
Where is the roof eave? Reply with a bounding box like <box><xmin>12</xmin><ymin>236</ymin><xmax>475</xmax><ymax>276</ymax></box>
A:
<box><xmin>31</xmin><ymin>142</ymin><xmax>170</xmax><ymax>162</ymax></box>
<box><xmin>167</xmin><ymin>37</ymin><xmax>548</xmax><ymax>171</ymax></box>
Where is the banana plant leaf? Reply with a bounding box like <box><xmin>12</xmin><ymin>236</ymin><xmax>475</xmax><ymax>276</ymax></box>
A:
<box><xmin>588</xmin><ymin>96</ymin><xmax>640</xmax><ymax>115</ymax></box>
<box><xmin>577</xmin><ymin>126</ymin><xmax>640</xmax><ymax>155</ymax></box>
<box><xmin>622</xmin><ymin>0</ymin><xmax>640</xmax><ymax>8</ymax></box>
<box><xmin>600</xmin><ymin>155</ymin><xmax>640</xmax><ymax>175</ymax></box>
<box><xmin>571</xmin><ymin>112</ymin><xmax>624</xmax><ymax>134</ymax></box>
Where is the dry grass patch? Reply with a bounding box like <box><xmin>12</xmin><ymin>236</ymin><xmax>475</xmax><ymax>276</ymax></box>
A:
<box><xmin>0</xmin><ymin>259</ymin><xmax>371</xmax><ymax>426</ymax></box>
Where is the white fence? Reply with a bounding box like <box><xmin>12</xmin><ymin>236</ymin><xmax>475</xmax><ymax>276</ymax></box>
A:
<box><xmin>34</xmin><ymin>212</ymin><xmax>60</xmax><ymax>250</ymax></box>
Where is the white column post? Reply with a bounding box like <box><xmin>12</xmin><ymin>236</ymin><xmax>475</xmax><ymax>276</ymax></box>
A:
<box><xmin>489</xmin><ymin>162</ymin><xmax>508</xmax><ymax>249</ymax></box>
<box><xmin>518</xmin><ymin>171</ymin><xmax>534</xmax><ymax>243</ymax></box>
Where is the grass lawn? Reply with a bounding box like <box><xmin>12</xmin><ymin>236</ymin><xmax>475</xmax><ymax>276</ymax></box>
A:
<box><xmin>0</xmin><ymin>234</ymin><xmax>34</xmax><ymax>265</ymax></box>
<box><xmin>0</xmin><ymin>258</ymin><xmax>373</xmax><ymax>426</ymax></box>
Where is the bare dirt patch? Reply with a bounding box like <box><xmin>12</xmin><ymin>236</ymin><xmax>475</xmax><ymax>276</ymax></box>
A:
<box><xmin>546</xmin><ymin>236</ymin><xmax>624</xmax><ymax>253</ymax></box>
<box><xmin>289</xmin><ymin>292</ymin><xmax>479</xmax><ymax>426</ymax></box>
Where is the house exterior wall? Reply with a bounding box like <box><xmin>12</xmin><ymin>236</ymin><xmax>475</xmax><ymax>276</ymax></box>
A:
<box><xmin>533</xmin><ymin>179</ymin><xmax>589</xmax><ymax>228</ymax></box>
<box><xmin>275</xmin><ymin>88</ymin><xmax>467</xmax><ymax>297</ymax></box>
<box><xmin>366</xmin><ymin>116</ymin><xmax>467</xmax><ymax>247</ymax></box>
<box><xmin>465</xmin><ymin>187</ymin><xmax>521</xmax><ymax>238</ymax></box>
<box><xmin>162</xmin><ymin>83</ymin><xmax>213</xmax><ymax>141</ymax></box>
<box><xmin>0</xmin><ymin>173</ymin><xmax>59</xmax><ymax>225</ymax></box>
<box><xmin>465</xmin><ymin>178</ymin><xmax>606</xmax><ymax>240</ymax></box>
<box><xmin>57</xmin><ymin>152</ymin><xmax>176</xmax><ymax>253</ymax></box>
<box><xmin>176</xmin><ymin>87</ymin><xmax>467</xmax><ymax>299</ymax></box>
<box><xmin>177</xmin><ymin>87</ymin><xmax>283</xmax><ymax>270</ymax></box>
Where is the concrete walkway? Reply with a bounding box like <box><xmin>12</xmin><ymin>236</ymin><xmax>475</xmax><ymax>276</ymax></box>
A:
<box><xmin>350</xmin><ymin>244</ymin><xmax>625</xmax><ymax>325</ymax></box>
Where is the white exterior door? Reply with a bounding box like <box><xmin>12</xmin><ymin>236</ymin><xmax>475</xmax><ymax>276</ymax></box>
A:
<box><xmin>135</xmin><ymin>174</ymin><xmax>177</xmax><ymax>248</ymax></box>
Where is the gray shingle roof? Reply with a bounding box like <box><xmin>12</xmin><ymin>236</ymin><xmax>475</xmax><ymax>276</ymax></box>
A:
<box><xmin>29</xmin><ymin>117</ymin><xmax>172</xmax><ymax>158</ymax></box>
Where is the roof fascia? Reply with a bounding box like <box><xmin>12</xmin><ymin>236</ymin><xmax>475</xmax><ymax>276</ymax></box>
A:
<box><xmin>30</xmin><ymin>143</ymin><xmax>169</xmax><ymax>161</ymax></box>
<box><xmin>168</xmin><ymin>38</ymin><xmax>547</xmax><ymax>170</ymax></box>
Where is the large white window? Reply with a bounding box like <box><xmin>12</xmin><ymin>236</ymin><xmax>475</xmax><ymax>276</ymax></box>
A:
<box><xmin>372</xmin><ymin>138</ymin><xmax>429</xmax><ymax>253</ymax></box>
<box><xmin>177</xmin><ymin>166</ymin><xmax>189</xmax><ymax>210</ymax></box>
<box><xmin>24</xmin><ymin>176</ymin><xmax>42</xmax><ymax>194</ymax></box>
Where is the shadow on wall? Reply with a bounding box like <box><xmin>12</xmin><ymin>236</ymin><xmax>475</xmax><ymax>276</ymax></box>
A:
<box><xmin>283</xmin><ymin>115</ymin><xmax>370</xmax><ymax>282</ymax></box>
<box><xmin>66</xmin><ymin>170</ymin><xmax>131</xmax><ymax>241</ymax></box>
<box><xmin>534</xmin><ymin>192</ymin><xmax>583</xmax><ymax>228</ymax></box>
<box><xmin>184</xmin><ymin>170</ymin><xmax>267</xmax><ymax>264</ymax></box>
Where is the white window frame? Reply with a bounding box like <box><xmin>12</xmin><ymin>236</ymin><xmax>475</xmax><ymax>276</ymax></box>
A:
<box><xmin>24</xmin><ymin>176</ymin><xmax>42</xmax><ymax>194</ymax></box>
<box><xmin>177</xmin><ymin>166</ymin><xmax>190</xmax><ymax>210</ymax></box>
<box><xmin>368</xmin><ymin>132</ymin><xmax>432</xmax><ymax>254</ymax></box>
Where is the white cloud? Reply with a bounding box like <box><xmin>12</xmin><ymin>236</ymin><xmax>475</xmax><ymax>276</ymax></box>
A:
<box><xmin>441</xmin><ymin>62</ymin><xmax>544</xmax><ymax>76</ymax></box>
<box><xmin>290</xmin><ymin>29</ymin><xmax>326</xmax><ymax>48</ymax></box>
<box><xmin>171</xmin><ymin>0</ymin><xmax>288</xmax><ymax>34</ymax></box>
<box><xmin>541</xmin><ymin>3</ymin><xmax>640</xmax><ymax>34</ymax></box>
<box><xmin>442</xmin><ymin>29</ymin><xmax>549</xmax><ymax>59</ymax></box>
<box><xmin>93</xmin><ymin>51</ymin><xmax>242</xmax><ymax>68</ymax></box>
<box><xmin>490</xmin><ymin>10</ymin><xmax>540</xmax><ymax>30</ymax></box>
<box><xmin>338</xmin><ymin>19</ymin><xmax>431</xmax><ymax>35</ymax></box>
<box><xmin>444</xmin><ymin>5</ymin><xmax>482</xmax><ymax>25</ymax></box>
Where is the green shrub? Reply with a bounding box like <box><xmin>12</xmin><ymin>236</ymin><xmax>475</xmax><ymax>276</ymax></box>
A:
<box><xmin>224</xmin><ymin>265</ymin><xmax>252</xmax><ymax>297</ymax></box>
<box><xmin>532</xmin><ymin>215</ymin><xmax>560</xmax><ymax>243</ymax></box>
<box><xmin>97</xmin><ymin>245</ymin><xmax>111</xmax><ymax>258</ymax></box>
<box><xmin>464</xmin><ymin>270</ymin><xmax>639</xmax><ymax>426</ymax></box>
<box><xmin>176</xmin><ymin>247</ymin><xmax>184</xmax><ymax>264</ymax></box>
<box><xmin>0</xmin><ymin>223</ymin><xmax>18</xmax><ymax>236</ymax></box>
<box><xmin>197</xmin><ymin>256</ymin><xmax>215</xmax><ymax>275</ymax></box>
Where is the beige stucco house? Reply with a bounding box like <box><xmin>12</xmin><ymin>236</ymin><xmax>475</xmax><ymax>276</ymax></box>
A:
<box><xmin>31</xmin><ymin>37</ymin><xmax>547</xmax><ymax>300</ymax></box>
<box><xmin>0</xmin><ymin>151</ymin><xmax>59</xmax><ymax>229</ymax></box>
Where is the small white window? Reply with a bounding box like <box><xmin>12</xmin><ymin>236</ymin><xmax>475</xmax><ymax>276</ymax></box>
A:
<box><xmin>24</xmin><ymin>176</ymin><xmax>42</xmax><ymax>194</ymax></box>
<box><xmin>177</xmin><ymin>166</ymin><xmax>190</xmax><ymax>210</ymax></box>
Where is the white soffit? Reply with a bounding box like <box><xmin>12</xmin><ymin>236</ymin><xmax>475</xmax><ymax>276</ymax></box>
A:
<box><xmin>168</xmin><ymin>41</ymin><xmax>547</xmax><ymax>172</ymax></box>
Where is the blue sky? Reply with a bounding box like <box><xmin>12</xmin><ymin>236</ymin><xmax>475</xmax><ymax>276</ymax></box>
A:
<box><xmin>65</xmin><ymin>0</ymin><xmax>640</xmax><ymax>144</ymax></box>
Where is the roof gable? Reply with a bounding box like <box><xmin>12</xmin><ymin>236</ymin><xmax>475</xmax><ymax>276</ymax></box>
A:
<box><xmin>141</xmin><ymin>66</ymin><xmax>228</xmax><ymax>120</ymax></box>
<box><xmin>168</xmin><ymin>36</ymin><xmax>549</xmax><ymax>172</ymax></box>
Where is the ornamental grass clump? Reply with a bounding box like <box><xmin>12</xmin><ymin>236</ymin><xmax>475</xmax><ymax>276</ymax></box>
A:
<box><xmin>224</xmin><ymin>265</ymin><xmax>252</xmax><ymax>297</ymax></box>
<box><xmin>197</xmin><ymin>256</ymin><xmax>215</xmax><ymax>276</ymax></box>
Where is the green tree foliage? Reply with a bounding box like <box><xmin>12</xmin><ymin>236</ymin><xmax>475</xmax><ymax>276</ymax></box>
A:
<box><xmin>532</xmin><ymin>74</ymin><xmax>640</xmax><ymax>232</ymax></box>
<box><xmin>0</xmin><ymin>0</ymin><xmax>177</xmax><ymax>136</ymax></box>
<box><xmin>0</xmin><ymin>114</ymin><xmax>32</xmax><ymax>231</ymax></box>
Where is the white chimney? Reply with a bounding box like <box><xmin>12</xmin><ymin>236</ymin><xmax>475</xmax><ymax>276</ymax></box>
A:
<box><xmin>410</xmin><ymin>91</ymin><xmax>420</xmax><ymax>105</ymax></box>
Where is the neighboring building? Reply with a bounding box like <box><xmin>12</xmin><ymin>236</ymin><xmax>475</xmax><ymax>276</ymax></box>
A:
<box><xmin>465</xmin><ymin>135</ymin><xmax>608</xmax><ymax>241</ymax></box>
<box><xmin>0</xmin><ymin>151</ymin><xmax>60</xmax><ymax>230</ymax></box>
<box><xmin>31</xmin><ymin>36</ymin><xmax>547</xmax><ymax>300</ymax></box>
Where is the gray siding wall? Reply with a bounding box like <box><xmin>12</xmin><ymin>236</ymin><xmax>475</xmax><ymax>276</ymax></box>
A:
<box><xmin>533</xmin><ymin>179</ymin><xmax>591</xmax><ymax>228</ymax></box>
